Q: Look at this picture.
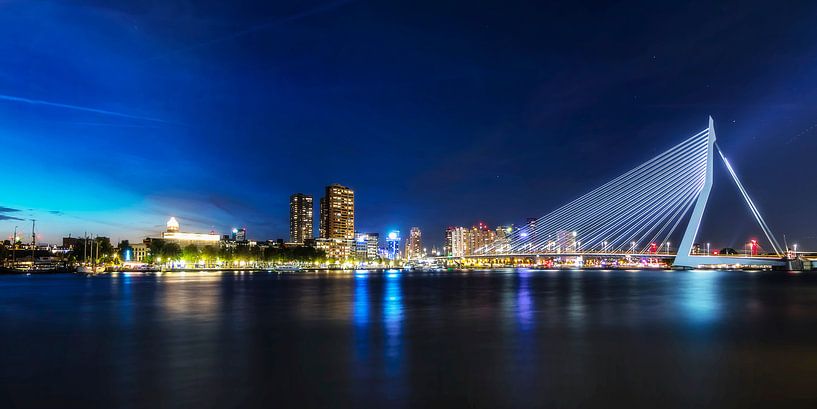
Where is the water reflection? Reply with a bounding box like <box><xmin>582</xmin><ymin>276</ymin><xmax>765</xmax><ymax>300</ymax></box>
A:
<box><xmin>3</xmin><ymin>270</ymin><xmax>816</xmax><ymax>408</ymax></box>
<box><xmin>354</xmin><ymin>270</ymin><xmax>369</xmax><ymax>326</ymax></box>
<box><xmin>517</xmin><ymin>270</ymin><xmax>533</xmax><ymax>331</ymax></box>
<box><xmin>383</xmin><ymin>269</ymin><xmax>403</xmax><ymax>372</ymax></box>
<box><xmin>679</xmin><ymin>270</ymin><xmax>721</xmax><ymax>324</ymax></box>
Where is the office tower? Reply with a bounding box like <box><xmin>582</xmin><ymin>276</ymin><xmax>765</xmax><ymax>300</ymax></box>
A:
<box><xmin>289</xmin><ymin>193</ymin><xmax>314</xmax><ymax>243</ymax></box>
<box><xmin>319</xmin><ymin>184</ymin><xmax>355</xmax><ymax>239</ymax></box>
<box><xmin>386</xmin><ymin>231</ymin><xmax>401</xmax><ymax>260</ymax></box>
<box><xmin>405</xmin><ymin>227</ymin><xmax>422</xmax><ymax>259</ymax></box>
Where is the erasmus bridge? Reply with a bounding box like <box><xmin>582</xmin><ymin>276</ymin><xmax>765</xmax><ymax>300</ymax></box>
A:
<box><xmin>466</xmin><ymin>117</ymin><xmax>788</xmax><ymax>268</ymax></box>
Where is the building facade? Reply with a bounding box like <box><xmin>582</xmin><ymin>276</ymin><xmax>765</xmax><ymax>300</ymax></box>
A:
<box><xmin>405</xmin><ymin>227</ymin><xmax>422</xmax><ymax>260</ymax></box>
<box><xmin>160</xmin><ymin>217</ymin><xmax>221</xmax><ymax>246</ymax></box>
<box><xmin>315</xmin><ymin>237</ymin><xmax>354</xmax><ymax>260</ymax></box>
<box><xmin>320</xmin><ymin>184</ymin><xmax>355</xmax><ymax>239</ymax></box>
<box><xmin>289</xmin><ymin>193</ymin><xmax>314</xmax><ymax>243</ymax></box>
<box><xmin>385</xmin><ymin>231</ymin><xmax>401</xmax><ymax>260</ymax></box>
<box><xmin>446</xmin><ymin>227</ymin><xmax>470</xmax><ymax>257</ymax></box>
<box><xmin>355</xmin><ymin>232</ymin><xmax>379</xmax><ymax>260</ymax></box>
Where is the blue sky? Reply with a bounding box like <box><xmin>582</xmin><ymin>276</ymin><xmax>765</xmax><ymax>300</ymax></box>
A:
<box><xmin>1</xmin><ymin>0</ymin><xmax>816</xmax><ymax>249</ymax></box>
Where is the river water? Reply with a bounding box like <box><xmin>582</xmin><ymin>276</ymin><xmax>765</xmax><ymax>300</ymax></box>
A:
<box><xmin>1</xmin><ymin>269</ymin><xmax>816</xmax><ymax>408</ymax></box>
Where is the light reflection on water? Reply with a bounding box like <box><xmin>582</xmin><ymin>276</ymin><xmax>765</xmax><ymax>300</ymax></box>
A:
<box><xmin>1</xmin><ymin>269</ymin><xmax>817</xmax><ymax>408</ymax></box>
<box><xmin>679</xmin><ymin>269</ymin><xmax>721</xmax><ymax>323</ymax></box>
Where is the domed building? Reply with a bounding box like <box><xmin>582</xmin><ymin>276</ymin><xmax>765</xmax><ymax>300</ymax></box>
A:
<box><xmin>160</xmin><ymin>217</ymin><xmax>220</xmax><ymax>246</ymax></box>
<box><xmin>166</xmin><ymin>217</ymin><xmax>180</xmax><ymax>233</ymax></box>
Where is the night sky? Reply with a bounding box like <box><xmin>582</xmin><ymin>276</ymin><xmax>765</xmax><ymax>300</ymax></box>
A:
<box><xmin>1</xmin><ymin>1</ymin><xmax>816</xmax><ymax>250</ymax></box>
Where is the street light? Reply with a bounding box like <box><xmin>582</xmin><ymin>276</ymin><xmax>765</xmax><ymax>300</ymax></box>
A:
<box><xmin>706</xmin><ymin>242</ymin><xmax>710</xmax><ymax>255</ymax></box>
<box><xmin>631</xmin><ymin>241</ymin><xmax>636</xmax><ymax>254</ymax></box>
<box><xmin>666</xmin><ymin>242</ymin><xmax>671</xmax><ymax>255</ymax></box>
<box><xmin>793</xmin><ymin>243</ymin><xmax>798</xmax><ymax>257</ymax></box>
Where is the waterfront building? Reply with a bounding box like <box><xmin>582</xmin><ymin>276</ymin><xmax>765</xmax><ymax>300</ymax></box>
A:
<box><xmin>494</xmin><ymin>225</ymin><xmax>513</xmax><ymax>254</ymax></box>
<box><xmin>446</xmin><ymin>226</ymin><xmax>470</xmax><ymax>257</ymax></box>
<box><xmin>444</xmin><ymin>227</ymin><xmax>453</xmax><ymax>256</ymax></box>
<box><xmin>385</xmin><ymin>231</ymin><xmax>401</xmax><ymax>260</ymax></box>
<box><xmin>470</xmin><ymin>222</ymin><xmax>496</xmax><ymax>255</ymax></box>
<box><xmin>405</xmin><ymin>227</ymin><xmax>422</xmax><ymax>260</ymax></box>
<box><xmin>355</xmin><ymin>232</ymin><xmax>379</xmax><ymax>260</ymax></box>
<box><xmin>314</xmin><ymin>237</ymin><xmax>353</xmax><ymax>260</ymax></box>
<box><xmin>160</xmin><ymin>217</ymin><xmax>220</xmax><ymax>246</ymax></box>
<box><xmin>230</xmin><ymin>227</ymin><xmax>247</xmax><ymax>242</ymax></box>
<box><xmin>131</xmin><ymin>243</ymin><xmax>149</xmax><ymax>262</ymax></box>
<box><xmin>289</xmin><ymin>193</ymin><xmax>314</xmax><ymax>243</ymax></box>
<box><xmin>555</xmin><ymin>230</ymin><xmax>577</xmax><ymax>253</ymax></box>
<box><xmin>319</xmin><ymin>184</ymin><xmax>355</xmax><ymax>240</ymax></box>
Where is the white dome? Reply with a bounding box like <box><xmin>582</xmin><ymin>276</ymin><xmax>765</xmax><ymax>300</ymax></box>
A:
<box><xmin>167</xmin><ymin>217</ymin><xmax>180</xmax><ymax>232</ymax></box>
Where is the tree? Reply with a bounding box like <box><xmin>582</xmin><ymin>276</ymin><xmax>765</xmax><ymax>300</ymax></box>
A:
<box><xmin>117</xmin><ymin>240</ymin><xmax>133</xmax><ymax>261</ymax></box>
<box><xmin>183</xmin><ymin>244</ymin><xmax>200</xmax><ymax>263</ymax></box>
<box><xmin>162</xmin><ymin>243</ymin><xmax>182</xmax><ymax>261</ymax></box>
<box><xmin>95</xmin><ymin>237</ymin><xmax>114</xmax><ymax>260</ymax></box>
<box><xmin>148</xmin><ymin>239</ymin><xmax>166</xmax><ymax>263</ymax></box>
<box><xmin>202</xmin><ymin>245</ymin><xmax>218</xmax><ymax>267</ymax></box>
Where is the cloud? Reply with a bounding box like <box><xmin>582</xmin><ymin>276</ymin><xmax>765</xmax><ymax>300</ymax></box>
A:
<box><xmin>0</xmin><ymin>206</ymin><xmax>23</xmax><ymax>220</ymax></box>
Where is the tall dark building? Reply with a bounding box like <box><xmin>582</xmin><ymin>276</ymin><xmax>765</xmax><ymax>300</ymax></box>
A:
<box><xmin>289</xmin><ymin>193</ymin><xmax>314</xmax><ymax>243</ymax></box>
<box><xmin>319</xmin><ymin>184</ymin><xmax>355</xmax><ymax>239</ymax></box>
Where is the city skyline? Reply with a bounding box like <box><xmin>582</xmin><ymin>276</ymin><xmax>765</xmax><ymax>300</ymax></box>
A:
<box><xmin>2</xmin><ymin>1</ymin><xmax>817</xmax><ymax>248</ymax></box>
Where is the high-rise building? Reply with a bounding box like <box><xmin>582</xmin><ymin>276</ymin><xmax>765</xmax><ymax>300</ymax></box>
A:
<box><xmin>319</xmin><ymin>197</ymin><xmax>326</xmax><ymax>239</ymax></box>
<box><xmin>470</xmin><ymin>222</ymin><xmax>496</xmax><ymax>255</ymax></box>
<box><xmin>405</xmin><ymin>227</ymin><xmax>422</xmax><ymax>260</ymax></box>
<box><xmin>494</xmin><ymin>225</ymin><xmax>513</xmax><ymax>254</ymax></box>
<box><xmin>289</xmin><ymin>193</ymin><xmax>314</xmax><ymax>243</ymax></box>
<box><xmin>385</xmin><ymin>231</ymin><xmax>401</xmax><ymax>260</ymax></box>
<box><xmin>447</xmin><ymin>226</ymin><xmax>470</xmax><ymax>257</ymax></box>
<box><xmin>556</xmin><ymin>230</ymin><xmax>577</xmax><ymax>253</ymax></box>
<box><xmin>320</xmin><ymin>184</ymin><xmax>355</xmax><ymax>239</ymax></box>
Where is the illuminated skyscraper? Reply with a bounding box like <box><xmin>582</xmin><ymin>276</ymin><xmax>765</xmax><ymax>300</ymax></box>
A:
<box><xmin>405</xmin><ymin>227</ymin><xmax>422</xmax><ymax>259</ymax></box>
<box><xmin>289</xmin><ymin>193</ymin><xmax>313</xmax><ymax>243</ymax></box>
<box><xmin>386</xmin><ymin>231</ymin><xmax>401</xmax><ymax>260</ymax></box>
<box><xmin>446</xmin><ymin>227</ymin><xmax>470</xmax><ymax>257</ymax></box>
<box><xmin>556</xmin><ymin>230</ymin><xmax>577</xmax><ymax>253</ymax></box>
<box><xmin>470</xmin><ymin>222</ymin><xmax>496</xmax><ymax>254</ymax></box>
<box><xmin>319</xmin><ymin>184</ymin><xmax>355</xmax><ymax>239</ymax></box>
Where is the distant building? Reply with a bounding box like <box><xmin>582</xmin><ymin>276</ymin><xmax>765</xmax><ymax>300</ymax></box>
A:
<box><xmin>320</xmin><ymin>184</ymin><xmax>355</xmax><ymax>240</ymax></box>
<box><xmin>446</xmin><ymin>227</ymin><xmax>470</xmax><ymax>257</ymax></box>
<box><xmin>131</xmin><ymin>242</ymin><xmax>149</xmax><ymax>262</ymax></box>
<box><xmin>161</xmin><ymin>217</ymin><xmax>220</xmax><ymax>246</ymax></box>
<box><xmin>494</xmin><ymin>225</ymin><xmax>513</xmax><ymax>254</ymax></box>
<box><xmin>315</xmin><ymin>237</ymin><xmax>354</xmax><ymax>260</ymax></box>
<box><xmin>555</xmin><ymin>230</ymin><xmax>577</xmax><ymax>253</ymax></box>
<box><xmin>385</xmin><ymin>231</ymin><xmax>401</xmax><ymax>260</ymax></box>
<box><xmin>231</xmin><ymin>227</ymin><xmax>247</xmax><ymax>242</ymax></box>
<box><xmin>405</xmin><ymin>227</ymin><xmax>422</xmax><ymax>260</ymax></box>
<box><xmin>289</xmin><ymin>193</ymin><xmax>314</xmax><ymax>243</ymax></box>
<box><xmin>355</xmin><ymin>232</ymin><xmax>379</xmax><ymax>260</ymax></box>
<box><xmin>470</xmin><ymin>222</ymin><xmax>496</xmax><ymax>255</ymax></box>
